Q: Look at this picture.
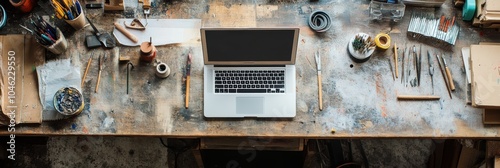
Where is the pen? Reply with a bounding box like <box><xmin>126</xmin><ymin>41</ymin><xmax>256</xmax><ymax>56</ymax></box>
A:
<box><xmin>185</xmin><ymin>53</ymin><xmax>192</xmax><ymax>109</ymax></box>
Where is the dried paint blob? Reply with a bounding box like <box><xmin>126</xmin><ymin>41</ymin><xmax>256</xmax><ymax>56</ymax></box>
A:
<box><xmin>54</xmin><ymin>87</ymin><xmax>84</xmax><ymax>116</ymax></box>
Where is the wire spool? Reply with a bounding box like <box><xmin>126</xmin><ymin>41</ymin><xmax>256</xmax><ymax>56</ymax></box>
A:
<box><xmin>308</xmin><ymin>10</ymin><xmax>332</xmax><ymax>32</ymax></box>
<box><xmin>156</xmin><ymin>62</ymin><xmax>170</xmax><ymax>78</ymax></box>
<box><xmin>374</xmin><ymin>33</ymin><xmax>391</xmax><ymax>50</ymax></box>
<box><xmin>53</xmin><ymin>87</ymin><xmax>84</xmax><ymax>116</ymax></box>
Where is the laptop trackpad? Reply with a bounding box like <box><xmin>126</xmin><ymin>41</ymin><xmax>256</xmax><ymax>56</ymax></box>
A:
<box><xmin>236</xmin><ymin>97</ymin><xmax>264</xmax><ymax>114</ymax></box>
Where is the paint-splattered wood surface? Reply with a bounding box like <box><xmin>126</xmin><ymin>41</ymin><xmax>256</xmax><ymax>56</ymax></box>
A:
<box><xmin>2</xmin><ymin>0</ymin><xmax>500</xmax><ymax>138</ymax></box>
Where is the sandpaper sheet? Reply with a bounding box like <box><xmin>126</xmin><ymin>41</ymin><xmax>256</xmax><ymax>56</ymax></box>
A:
<box><xmin>112</xmin><ymin>19</ymin><xmax>201</xmax><ymax>46</ymax></box>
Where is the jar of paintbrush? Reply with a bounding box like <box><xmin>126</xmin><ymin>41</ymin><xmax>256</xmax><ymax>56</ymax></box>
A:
<box><xmin>50</xmin><ymin>0</ymin><xmax>87</xmax><ymax>30</ymax></box>
<box><xmin>22</xmin><ymin>15</ymin><xmax>68</xmax><ymax>54</ymax></box>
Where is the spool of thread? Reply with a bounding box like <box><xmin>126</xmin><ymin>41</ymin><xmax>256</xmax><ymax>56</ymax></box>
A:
<box><xmin>156</xmin><ymin>63</ymin><xmax>170</xmax><ymax>78</ymax></box>
<box><xmin>374</xmin><ymin>33</ymin><xmax>391</xmax><ymax>50</ymax></box>
<box><xmin>140</xmin><ymin>40</ymin><xmax>157</xmax><ymax>62</ymax></box>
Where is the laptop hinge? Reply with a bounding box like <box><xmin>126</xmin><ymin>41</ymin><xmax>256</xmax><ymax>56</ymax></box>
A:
<box><xmin>214</xmin><ymin>65</ymin><xmax>285</xmax><ymax>67</ymax></box>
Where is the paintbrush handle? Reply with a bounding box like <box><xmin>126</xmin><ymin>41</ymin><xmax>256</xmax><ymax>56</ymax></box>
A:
<box><xmin>185</xmin><ymin>76</ymin><xmax>190</xmax><ymax>109</ymax></box>
<box><xmin>445</xmin><ymin>67</ymin><xmax>455</xmax><ymax>91</ymax></box>
<box><xmin>95</xmin><ymin>70</ymin><xmax>102</xmax><ymax>93</ymax></box>
<box><xmin>82</xmin><ymin>57</ymin><xmax>92</xmax><ymax>87</ymax></box>
<box><xmin>394</xmin><ymin>43</ymin><xmax>398</xmax><ymax>78</ymax></box>
<box><xmin>317</xmin><ymin>72</ymin><xmax>323</xmax><ymax>111</ymax></box>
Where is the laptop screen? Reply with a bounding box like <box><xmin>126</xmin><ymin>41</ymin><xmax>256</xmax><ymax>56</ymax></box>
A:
<box><xmin>202</xmin><ymin>28</ymin><xmax>299</xmax><ymax>65</ymax></box>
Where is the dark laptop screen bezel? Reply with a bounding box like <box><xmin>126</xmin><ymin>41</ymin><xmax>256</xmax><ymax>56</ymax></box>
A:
<box><xmin>201</xmin><ymin>28</ymin><xmax>299</xmax><ymax>65</ymax></box>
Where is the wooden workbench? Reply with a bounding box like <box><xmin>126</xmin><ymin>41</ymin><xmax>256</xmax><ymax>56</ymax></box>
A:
<box><xmin>1</xmin><ymin>0</ymin><xmax>499</xmax><ymax>138</ymax></box>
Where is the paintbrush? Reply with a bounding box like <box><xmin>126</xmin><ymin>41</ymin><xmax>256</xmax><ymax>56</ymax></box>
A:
<box><xmin>185</xmin><ymin>52</ymin><xmax>192</xmax><ymax>109</ymax></box>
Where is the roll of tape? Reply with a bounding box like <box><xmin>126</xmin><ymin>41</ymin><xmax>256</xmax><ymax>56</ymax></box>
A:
<box><xmin>374</xmin><ymin>33</ymin><xmax>391</xmax><ymax>50</ymax></box>
<box><xmin>156</xmin><ymin>63</ymin><xmax>170</xmax><ymax>78</ymax></box>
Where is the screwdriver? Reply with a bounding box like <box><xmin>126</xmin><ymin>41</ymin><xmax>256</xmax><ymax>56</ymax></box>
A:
<box><xmin>442</xmin><ymin>56</ymin><xmax>455</xmax><ymax>91</ymax></box>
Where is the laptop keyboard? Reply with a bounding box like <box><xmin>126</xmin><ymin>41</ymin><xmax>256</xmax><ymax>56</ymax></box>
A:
<box><xmin>214</xmin><ymin>70</ymin><xmax>285</xmax><ymax>93</ymax></box>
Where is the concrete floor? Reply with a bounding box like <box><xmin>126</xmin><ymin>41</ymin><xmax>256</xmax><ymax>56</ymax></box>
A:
<box><xmin>0</xmin><ymin>136</ymin><xmax>433</xmax><ymax>167</ymax></box>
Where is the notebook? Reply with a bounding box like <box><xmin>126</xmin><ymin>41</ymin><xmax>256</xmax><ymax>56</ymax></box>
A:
<box><xmin>201</xmin><ymin>28</ymin><xmax>299</xmax><ymax>118</ymax></box>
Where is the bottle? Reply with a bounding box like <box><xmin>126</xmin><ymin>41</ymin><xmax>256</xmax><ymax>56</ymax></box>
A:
<box><xmin>140</xmin><ymin>37</ymin><xmax>156</xmax><ymax>62</ymax></box>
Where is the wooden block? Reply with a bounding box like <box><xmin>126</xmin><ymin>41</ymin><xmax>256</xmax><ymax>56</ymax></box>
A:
<box><xmin>484</xmin><ymin>109</ymin><xmax>500</xmax><ymax>124</ymax></box>
<box><xmin>470</xmin><ymin>45</ymin><xmax>500</xmax><ymax>108</ymax></box>
<box><xmin>119</xmin><ymin>55</ymin><xmax>130</xmax><ymax>62</ymax></box>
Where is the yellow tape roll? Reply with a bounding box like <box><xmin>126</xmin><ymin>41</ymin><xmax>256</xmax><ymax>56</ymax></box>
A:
<box><xmin>374</xmin><ymin>33</ymin><xmax>391</xmax><ymax>50</ymax></box>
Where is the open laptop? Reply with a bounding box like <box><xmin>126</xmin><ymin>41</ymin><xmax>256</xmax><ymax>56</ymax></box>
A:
<box><xmin>201</xmin><ymin>28</ymin><xmax>299</xmax><ymax>118</ymax></box>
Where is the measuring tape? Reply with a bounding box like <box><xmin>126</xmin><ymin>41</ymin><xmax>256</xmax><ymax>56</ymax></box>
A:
<box><xmin>374</xmin><ymin>33</ymin><xmax>391</xmax><ymax>50</ymax></box>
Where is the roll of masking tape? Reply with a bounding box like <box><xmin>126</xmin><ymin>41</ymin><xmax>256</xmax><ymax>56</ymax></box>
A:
<box><xmin>374</xmin><ymin>33</ymin><xmax>391</xmax><ymax>50</ymax></box>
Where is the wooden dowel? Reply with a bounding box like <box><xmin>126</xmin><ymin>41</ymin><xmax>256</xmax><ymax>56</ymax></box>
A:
<box><xmin>394</xmin><ymin>43</ymin><xmax>398</xmax><ymax>79</ymax></box>
<box><xmin>81</xmin><ymin>57</ymin><xmax>92</xmax><ymax>87</ymax></box>
<box><xmin>114</xmin><ymin>22</ymin><xmax>138</xmax><ymax>43</ymax></box>
<box><xmin>397</xmin><ymin>95</ymin><xmax>441</xmax><ymax>100</ymax></box>
<box><xmin>95</xmin><ymin>70</ymin><xmax>101</xmax><ymax>93</ymax></box>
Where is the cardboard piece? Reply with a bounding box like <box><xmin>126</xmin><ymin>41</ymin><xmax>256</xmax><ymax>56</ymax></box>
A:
<box><xmin>470</xmin><ymin>45</ymin><xmax>500</xmax><ymax>108</ymax></box>
<box><xmin>0</xmin><ymin>35</ymin><xmax>45</xmax><ymax>125</ymax></box>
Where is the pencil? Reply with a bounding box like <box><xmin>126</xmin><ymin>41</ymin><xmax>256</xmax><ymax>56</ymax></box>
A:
<box><xmin>185</xmin><ymin>53</ymin><xmax>192</xmax><ymax>109</ymax></box>
<box><xmin>81</xmin><ymin>56</ymin><xmax>92</xmax><ymax>87</ymax></box>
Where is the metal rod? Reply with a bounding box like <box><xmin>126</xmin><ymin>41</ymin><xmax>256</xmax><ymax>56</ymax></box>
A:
<box><xmin>127</xmin><ymin>62</ymin><xmax>134</xmax><ymax>94</ymax></box>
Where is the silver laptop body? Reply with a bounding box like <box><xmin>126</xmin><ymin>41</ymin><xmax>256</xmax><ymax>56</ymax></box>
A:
<box><xmin>201</xmin><ymin>28</ymin><xmax>299</xmax><ymax>118</ymax></box>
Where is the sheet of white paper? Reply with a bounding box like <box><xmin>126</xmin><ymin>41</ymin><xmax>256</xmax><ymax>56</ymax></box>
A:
<box><xmin>113</xmin><ymin>19</ymin><xmax>201</xmax><ymax>46</ymax></box>
<box><xmin>36</xmin><ymin>59</ymin><xmax>81</xmax><ymax>121</ymax></box>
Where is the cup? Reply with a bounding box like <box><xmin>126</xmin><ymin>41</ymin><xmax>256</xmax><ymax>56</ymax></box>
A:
<box><xmin>9</xmin><ymin>0</ymin><xmax>35</xmax><ymax>13</ymax></box>
<box><xmin>64</xmin><ymin>3</ymin><xmax>87</xmax><ymax>30</ymax></box>
<box><xmin>44</xmin><ymin>28</ymin><xmax>68</xmax><ymax>55</ymax></box>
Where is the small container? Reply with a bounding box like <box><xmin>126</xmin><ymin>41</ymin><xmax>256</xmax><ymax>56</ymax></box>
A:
<box><xmin>44</xmin><ymin>28</ymin><xmax>68</xmax><ymax>55</ymax></box>
<box><xmin>347</xmin><ymin>33</ymin><xmax>375</xmax><ymax>63</ymax></box>
<box><xmin>53</xmin><ymin>87</ymin><xmax>84</xmax><ymax>116</ymax></box>
<box><xmin>369</xmin><ymin>0</ymin><xmax>405</xmax><ymax>22</ymax></box>
<box><xmin>140</xmin><ymin>40</ymin><xmax>157</xmax><ymax>62</ymax></box>
<box><xmin>156</xmin><ymin>63</ymin><xmax>170</xmax><ymax>78</ymax></box>
<box><xmin>9</xmin><ymin>0</ymin><xmax>35</xmax><ymax>13</ymax></box>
